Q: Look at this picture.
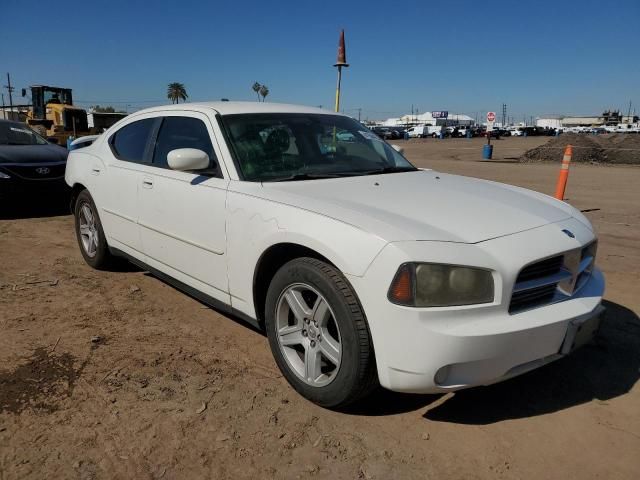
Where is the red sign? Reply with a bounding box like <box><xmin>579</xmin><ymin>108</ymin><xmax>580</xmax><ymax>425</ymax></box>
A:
<box><xmin>487</xmin><ymin>112</ymin><xmax>496</xmax><ymax>122</ymax></box>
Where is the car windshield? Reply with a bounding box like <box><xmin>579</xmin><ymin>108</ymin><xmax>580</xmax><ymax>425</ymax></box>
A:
<box><xmin>220</xmin><ymin>113</ymin><xmax>416</xmax><ymax>182</ymax></box>
<box><xmin>0</xmin><ymin>121</ymin><xmax>48</xmax><ymax>146</ymax></box>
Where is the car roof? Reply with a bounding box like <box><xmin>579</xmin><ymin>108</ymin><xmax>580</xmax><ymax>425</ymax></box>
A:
<box><xmin>133</xmin><ymin>101</ymin><xmax>345</xmax><ymax>117</ymax></box>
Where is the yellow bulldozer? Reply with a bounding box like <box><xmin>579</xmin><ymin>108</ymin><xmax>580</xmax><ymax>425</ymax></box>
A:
<box><xmin>23</xmin><ymin>85</ymin><xmax>89</xmax><ymax>145</ymax></box>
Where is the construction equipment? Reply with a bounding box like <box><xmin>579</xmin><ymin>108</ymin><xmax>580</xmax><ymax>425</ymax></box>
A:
<box><xmin>22</xmin><ymin>85</ymin><xmax>88</xmax><ymax>144</ymax></box>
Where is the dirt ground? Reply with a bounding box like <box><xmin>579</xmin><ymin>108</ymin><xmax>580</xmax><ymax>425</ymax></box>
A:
<box><xmin>520</xmin><ymin>133</ymin><xmax>640</xmax><ymax>164</ymax></box>
<box><xmin>1</xmin><ymin>136</ymin><xmax>639</xmax><ymax>479</ymax></box>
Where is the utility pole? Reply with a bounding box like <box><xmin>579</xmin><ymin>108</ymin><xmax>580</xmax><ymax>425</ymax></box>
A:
<box><xmin>4</xmin><ymin>72</ymin><xmax>14</xmax><ymax>112</ymax></box>
<box><xmin>1</xmin><ymin>93</ymin><xmax>5</xmax><ymax>120</ymax></box>
<box><xmin>627</xmin><ymin>100</ymin><xmax>632</xmax><ymax>123</ymax></box>
<box><xmin>502</xmin><ymin>103</ymin><xmax>507</xmax><ymax>127</ymax></box>
<box><xmin>357</xmin><ymin>108</ymin><xmax>361</xmax><ymax>122</ymax></box>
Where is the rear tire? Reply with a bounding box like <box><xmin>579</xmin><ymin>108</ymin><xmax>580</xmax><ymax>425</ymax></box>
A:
<box><xmin>74</xmin><ymin>190</ymin><xmax>114</xmax><ymax>269</ymax></box>
<box><xmin>265</xmin><ymin>257</ymin><xmax>378</xmax><ymax>408</ymax></box>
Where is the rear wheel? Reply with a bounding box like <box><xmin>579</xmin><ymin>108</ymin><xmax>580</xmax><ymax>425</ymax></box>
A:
<box><xmin>265</xmin><ymin>257</ymin><xmax>378</xmax><ymax>408</ymax></box>
<box><xmin>74</xmin><ymin>190</ymin><xmax>114</xmax><ymax>269</ymax></box>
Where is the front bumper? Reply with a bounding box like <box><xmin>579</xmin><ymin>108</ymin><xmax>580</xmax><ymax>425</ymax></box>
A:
<box><xmin>348</xmin><ymin>218</ymin><xmax>606</xmax><ymax>394</ymax></box>
<box><xmin>0</xmin><ymin>174</ymin><xmax>69</xmax><ymax>204</ymax></box>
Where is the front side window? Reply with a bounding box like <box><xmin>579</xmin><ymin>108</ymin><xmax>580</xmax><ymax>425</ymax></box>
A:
<box><xmin>110</xmin><ymin>118</ymin><xmax>157</xmax><ymax>163</ymax></box>
<box><xmin>152</xmin><ymin>116</ymin><xmax>218</xmax><ymax>174</ymax></box>
<box><xmin>220</xmin><ymin>113</ymin><xmax>416</xmax><ymax>182</ymax></box>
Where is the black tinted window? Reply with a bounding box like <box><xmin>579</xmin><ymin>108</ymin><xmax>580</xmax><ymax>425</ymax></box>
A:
<box><xmin>152</xmin><ymin>116</ymin><xmax>217</xmax><ymax>171</ymax></box>
<box><xmin>110</xmin><ymin>118</ymin><xmax>156</xmax><ymax>162</ymax></box>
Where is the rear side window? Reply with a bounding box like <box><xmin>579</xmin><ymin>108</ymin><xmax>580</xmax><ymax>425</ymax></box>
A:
<box><xmin>152</xmin><ymin>116</ymin><xmax>218</xmax><ymax>173</ymax></box>
<box><xmin>110</xmin><ymin>118</ymin><xmax>157</xmax><ymax>163</ymax></box>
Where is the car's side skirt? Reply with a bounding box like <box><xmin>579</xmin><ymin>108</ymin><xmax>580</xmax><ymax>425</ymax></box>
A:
<box><xmin>109</xmin><ymin>247</ymin><xmax>262</xmax><ymax>331</ymax></box>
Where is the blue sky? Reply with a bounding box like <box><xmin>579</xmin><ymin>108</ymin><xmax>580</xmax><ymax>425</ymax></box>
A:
<box><xmin>1</xmin><ymin>0</ymin><xmax>638</xmax><ymax>121</ymax></box>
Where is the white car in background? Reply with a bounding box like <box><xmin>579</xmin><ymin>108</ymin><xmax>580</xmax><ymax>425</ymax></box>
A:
<box><xmin>65</xmin><ymin>102</ymin><xmax>605</xmax><ymax>407</ymax></box>
<box><xmin>407</xmin><ymin>125</ymin><xmax>428</xmax><ymax>138</ymax></box>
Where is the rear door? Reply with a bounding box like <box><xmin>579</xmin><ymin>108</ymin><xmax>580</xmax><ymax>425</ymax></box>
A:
<box><xmin>138</xmin><ymin>112</ymin><xmax>230</xmax><ymax>304</ymax></box>
<box><xmin>100</xmin><ymin>116</ymin><xmax>160</xmax><ymax>257</ymax></box>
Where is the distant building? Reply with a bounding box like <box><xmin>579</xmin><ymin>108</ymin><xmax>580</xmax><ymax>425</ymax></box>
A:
<box><xmin>87</xmin><ymin>111</ymin><xmax>128</xmax><ymax>132</ymax></box>
<box><xmin>537</xmin><ymin>110</ymin><xmax>638</xmax><ymax>128</ymax></box>
<box><xmin>0</xmin><ymin>108</ymin><xmax>22</xmax><ymax>121</ymax></box>
<box><xmin>535</xmin><ymin>115</ymin><xmax>562</xmax><ymax>129</ymax></box>
<box><xmin>383</xmin><ymin>111</ymin><xmax>474</xmax><ymax>127</ymax></box>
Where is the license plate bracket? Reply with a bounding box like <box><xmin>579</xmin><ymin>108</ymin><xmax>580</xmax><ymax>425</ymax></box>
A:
<box><xmin>560</xmin><ymin>307</ymin><xmax>604</xmax><ymax>355</ymax></box>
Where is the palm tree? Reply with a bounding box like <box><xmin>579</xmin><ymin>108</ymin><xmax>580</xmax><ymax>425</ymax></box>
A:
<box><xmin>259</xmin><ymin>85</ymin><xmax>269</xmax><ymax>102</ymax></box>
<box><xmin>167</xmin><ymin>82</ymin><xmax>188</xmax><ymax>104</ymax></box>
<box><xmin>252</xmin><ymin>82</ymin><xmax>262</xmax><ymax>101</ymax></box>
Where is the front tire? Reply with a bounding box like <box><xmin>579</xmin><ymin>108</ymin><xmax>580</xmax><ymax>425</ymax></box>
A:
<box><xmin>265</xmin><ymin>257</ymin><xmax>378</xmax><ymax>408</ymax></box>
<box><xmin>74</xmin><ymin>190</ymin><xmax>114</xmax><ymax>269</ymax></box>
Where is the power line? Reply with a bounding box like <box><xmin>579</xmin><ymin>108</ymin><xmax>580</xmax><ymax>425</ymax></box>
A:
<box><xmin>74</xmin><ymin>99</ymin><xmax>165</xmax><ymax>104</ymax></box>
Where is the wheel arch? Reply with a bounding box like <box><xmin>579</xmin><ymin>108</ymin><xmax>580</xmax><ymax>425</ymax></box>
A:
<box><xmin>252</xmin><ymin>242</ymin><xmax>335</xmax><ymax>327</ymax></box>
<box><xmin>69</xmin><ymin>183</ymin><xmax>87</xmax><ymax>213</ymax></box>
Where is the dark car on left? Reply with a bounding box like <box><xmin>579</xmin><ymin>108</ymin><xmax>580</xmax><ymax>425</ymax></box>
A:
<box><xmin>0</xmin><ymin>119</ymin><xmax>69</xmax><ymax>205</ymax></box>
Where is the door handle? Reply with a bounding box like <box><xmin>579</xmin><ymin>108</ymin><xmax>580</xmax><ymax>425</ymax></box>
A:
<box><xmin>142</xmin><ymin>177</ymin><xmax>154</xmax><ymax>188</ymax></box>
<box><xmin>91</xmin><ymin>167</ymin><xmax>101</xmax><ymax>175</ymax></box>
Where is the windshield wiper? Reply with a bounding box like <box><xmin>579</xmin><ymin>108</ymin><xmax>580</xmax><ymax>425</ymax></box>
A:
<box><xmin>359</xmin><ymin>166</ymin><xmax>417</xmax><ymax>176</ymax></box>
<box><xmin>267</xmin><ymin>172</ymin><xmax>347</xmax><ymax>182</ymax></box>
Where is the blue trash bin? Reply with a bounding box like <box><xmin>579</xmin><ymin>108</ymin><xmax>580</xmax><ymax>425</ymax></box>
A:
<box><xmin>482</xmin><ymin>144</ymin><xmax>493</xmax><ymax>160</ymax></box>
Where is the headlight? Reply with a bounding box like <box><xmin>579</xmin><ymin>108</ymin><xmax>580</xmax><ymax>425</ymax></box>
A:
<box><xmin>388</xmin><ymin>263</ymin><xmax>494</xmax><ymax>307</ymax></box>
<box><xmin>0</xmin><ymin>171</ymin><xmax>10</xmax><ymax>179</ymax></box>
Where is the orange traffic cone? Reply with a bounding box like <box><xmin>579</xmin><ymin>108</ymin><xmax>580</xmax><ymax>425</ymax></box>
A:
<box><xmin>554</xmin><ymin>145</ymin><xmax>573</xmax><ymax>200</ymax></box>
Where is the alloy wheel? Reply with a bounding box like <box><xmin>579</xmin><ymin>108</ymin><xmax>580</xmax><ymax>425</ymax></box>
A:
<box><xmin>275</xmin><ymin>283</ymin><xmax>342</xmax><ymax>387</ymax></box>
<box><xmin>78</xmin><ymin>202</ymin><xmax>98</xmax><ymax>258</ymax></box>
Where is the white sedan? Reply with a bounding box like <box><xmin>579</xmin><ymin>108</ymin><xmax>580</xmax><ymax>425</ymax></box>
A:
<box><xmin>65</xmin><ymin>102</ymin><xmax>605</xmax><ymax>407</ymax></box>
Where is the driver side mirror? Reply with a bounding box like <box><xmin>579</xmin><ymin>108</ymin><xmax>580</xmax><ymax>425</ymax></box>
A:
<box><xmin>391</xmin><ymin>144</ymin><xmax>404</xmax><ymax>154</ymax></box>
<box><xmin>167</xmin><ymin>148</ymin><xmax>210</xmax><ymax>171</ymax></box>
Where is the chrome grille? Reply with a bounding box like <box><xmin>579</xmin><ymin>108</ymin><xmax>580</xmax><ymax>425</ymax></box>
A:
<box><xmin>509</xmin><ymin>284</ymin><xmax>557</xmax><ymax>313</ymax></box>
<box><xmin>509</xmin><ymin>242</ymin><xmax>597</xmax><ymax>314</ymax></box>
<box><xmin>517</xmin><ymin>255</ymin><xmax>563</xmax><ymax>281</ymax></box>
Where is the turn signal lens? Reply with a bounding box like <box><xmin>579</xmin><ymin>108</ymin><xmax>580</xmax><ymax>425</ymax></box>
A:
<box><xmin>388</xmin><ymin>264</ymin><xmax>414</xmax><ymax>305</ymax></box>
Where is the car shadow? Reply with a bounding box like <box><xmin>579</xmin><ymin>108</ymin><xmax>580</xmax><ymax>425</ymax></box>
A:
<box><xmin>480</xmin><ymin>159</ymin><xmax>520</xmax><ymax>163</ymax></box>
<box><xmin>0</xmin><ymin>196</ymin><xmax>71</xmax><ymax>220</ymax></box>
<box><xmin>340</xmin><ymin>388</ymin><xmax>442</xmax><ymax>416</ymax></box>
<box><xmin>139</xmin><ymin>271</ymin><xmax>266</xmax><ymax>335</ymax></box>
<box><xmin>346</xmin><ymin>300</ymin><xmax>639</xmax><ymax>422</ymax></box>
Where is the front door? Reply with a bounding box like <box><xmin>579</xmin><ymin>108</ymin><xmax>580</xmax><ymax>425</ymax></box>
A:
<box><xmin>138</xmin><ymin>113</ymin><xmax>230</xmax><ymax>304</ymax></box>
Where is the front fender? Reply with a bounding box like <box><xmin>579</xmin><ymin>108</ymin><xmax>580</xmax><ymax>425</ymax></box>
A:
<box><xmin>226</xmin><ymin>189</ymin><xmax>388</xmax><ymax>318</ymax></box>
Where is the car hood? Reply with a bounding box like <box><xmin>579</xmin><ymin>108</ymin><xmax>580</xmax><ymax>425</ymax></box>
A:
<box><xmin>0</xmin><ymin>144</ymin><xmax>68</xmax><ymax>164</ymax></box>
<box><xmin>260</xmin><ymin>170</ymin><xmax>579</xmax><ymax>243</ymax></box>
